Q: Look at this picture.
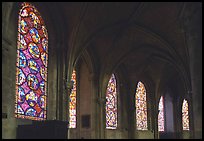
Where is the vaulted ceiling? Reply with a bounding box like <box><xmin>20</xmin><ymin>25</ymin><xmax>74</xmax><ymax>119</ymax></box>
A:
<box><xmin>5</xmin><ymin>2</ymin><xmax>202</xmax><ymax>96</ymax></box>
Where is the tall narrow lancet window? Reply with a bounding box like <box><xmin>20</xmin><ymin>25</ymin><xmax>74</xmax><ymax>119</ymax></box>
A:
<box><xmin>158</xmin><ymin>96</ymin><xmax>165</xmax><ymax>132</ymax></box>
<box><xmin>182</xmin><ymin>99</ymin><xmax>190</xmax><ymax>130</ymax></box>
<box><xmin>15</xmin><ymin>2</ymin><xmax>48</xmax><ymax>120</ymax></box>
<box><xmin>106</xmin><ymin>74</ymin><xmax>117</xmax><ymax>129</ymax></box>
<box><xmin>135</xmin><ymin>81</ymin><xmax>148</xmax><ymax>130</ymax></box>
<box><xmin>69</xmin><ymin>70</ymin><xmax>77</xmax><ymax>128</ymax></box>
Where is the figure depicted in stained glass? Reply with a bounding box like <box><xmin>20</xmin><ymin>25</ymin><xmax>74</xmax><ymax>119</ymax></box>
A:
<box><xmin>158</xmin><ymin>96</ymin><xmax>164</xmax><ymax>132</ymax></box>
<box><xmin>19</xmin><ymin>19</ymin><xmax>28</xmax><ymax>34</ymax></box>
<box><xmin>15</xmin><ymin>2</ymin><xmax>48</xmax><ymax>120</ymax></box>
<box><xmin>29</xmin><ymin>11</ymin><xmax>41</xmax><ymax>28</ymax></box>
<box><xmin>182</xmin><ymin>99</ymin><xmax>190</xmax><ymax>130</ymax></box>
<box><xmin>135</xmin><ymin>81</ymin><xmax>148</xmax><ymax>130</ymax></box>
<box><xmin>28</xmin><ymin>42</ymin><xmax>40</xmax><ymax>59</ymax></box>
<box><xmin>19</xmin><ymin>34</ymin><xmax>27</xmax><ymax>50</ymax></box>
<box><xmin>29</xmin><ymin>28</ymin><xmax>40</xmax><ymax>43</ymax></box>
<box><xmin>28</xmin><ymin>59</ymin><xmax>40</xmax><ymax>74</ymax></box>
<box><xmin>41</xmin><ymin>52</ymin><xmax>47</xmax><ymax>66</ymax></box>
<box><xmin>19</xmin><ymin>51</ymin><xmax>27</xmax><ymax>68</ymax></box>
<box><xmin>69</xmin><ymin>70</ymin><xmax>77</xmax><ymax>128</ymax></box>
<box><xmin>42</xmin><ymin>38</ymin><xmax>48</xmax><ymax>51</ymax></box>
<box><xmin>16</xmin><ymin>68</ymin><xmax>26</xmax><ymax>85</ymax></box>
<box><xmin>18</xmin><ymin>86</ymin><xmax>26</xmax><ymax>104</ymax></box>
<box><xmin>106</xmin><ymin>74</ymin><xmax>117</xmax><ymax>129</ymax></box>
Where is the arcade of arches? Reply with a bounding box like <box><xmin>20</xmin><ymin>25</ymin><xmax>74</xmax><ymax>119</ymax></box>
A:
<box><xmin>2</xmin><ymin>2</ymin><xmax>202</xmax><ymax>139</ymax></box>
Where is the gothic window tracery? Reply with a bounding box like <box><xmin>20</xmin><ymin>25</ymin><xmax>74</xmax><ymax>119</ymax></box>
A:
<box><xmin>106</xmin><ymin>74</ymin><xmax>117</xmax><ymax>129</ymax></box>
<box><xmin>182</xmin><ymin>99</ymin><xmax>190</xmax><ymax>130</ymax></box>
<box><xmin>69</xmin><ymin>70</ymin><xmax>77</xmax><ymax>128</ymax></box>
<box><xmin>15</xmin><ymin>2</ymin><xmax>48</xmax><ymax>120</ymax></box>
<box><xmin>135</xmin><ymin>81</ymin><xmax>148</xmax><ymax>130</ymax></box>
<box><xmin>158</xmin><ymin>96</ymin><xmax>164</xmax><ymax>132</ymax></box>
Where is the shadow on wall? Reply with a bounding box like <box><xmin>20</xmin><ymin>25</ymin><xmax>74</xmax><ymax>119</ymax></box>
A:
<box><xmin>159</xmin><ymin>132</ymin><xmax>177</xmax><ymax>139</ymax></box>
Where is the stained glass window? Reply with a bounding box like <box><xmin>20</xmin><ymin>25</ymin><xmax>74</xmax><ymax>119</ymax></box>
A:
<box><xmin>106</xmin><ymin>74</ymin><xmax>117</xmax><ymax>129</ymax></box>
<box><xmin>69</xmin><ymin>70</ymin><xmax>77</xmax><ymax>128</ymax></box>
<box><xmin>135</xmin><ymin>81</ymin><xmax>148</xmax><ymax>130</ymax></box>
<box><xmin>158</xmin><ymin>96</ymin><xmax>164</xmax><ymax>132</ymax></box>
<box><xmin>182</xmin><ymin>99</ymin><xmax>190</xmax><ymax>130</ymax></box>
<box><xmin>15</xmin><ymin>2</ymin><xmax>48</xmax><ymax>120</ymax></box>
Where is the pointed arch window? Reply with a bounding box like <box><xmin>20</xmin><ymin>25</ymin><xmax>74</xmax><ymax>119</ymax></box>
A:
<box><xmin>69</xmin><ymin>69</ymin><xmax>77</xmax><ymax>128</ymax></box>
<box><xmin>135</xmin><ymin>81</ymin><xmax>148</xmax><ymax>130</ymax></box>
<box><xmin>15</xmin><ymin>2</ymin><xmax>48</xmax><ymax>120</ymax></box>
<box><xmin>182</xmin><ymin>99</ymin><xmax>190</xmax><ymax>130</ymax></box>
<box><xmin>106</xmin><ymin>74</ymin><xmax>117</xmax><ymax>129</ymax></box>
<box><xmin>158</xmin><ymin>96</ymin><xmax>165</xmax><ymax>132</ymax></box>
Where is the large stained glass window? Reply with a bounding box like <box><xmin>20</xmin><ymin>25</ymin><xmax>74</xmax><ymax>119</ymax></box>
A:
<box><xmin>182</xmin><ymin>99</ymin><xmax>190</xmax><ymax>130</ymax></box>
<box><xmin>69</xmin><ymin>70</ymin><xmax>77</xmax><ymax>128</ymax></box>
<box><xmin>135</xmin><ymin>81</ymin><xmax>148</xmax><ymax>130</ymax></box>
<box><xmin>106</xmin><ymin>74</ymin><xmax>117</xmax><ymax>129</ymax></box>
<box><xmin>15</xmin><ymin>2</ymin><xmax>48</xmax><ymax>120</ymax></box>
<box><xmin>158</xmin><ymin>96</ymin><xmax>164</xmax><ymax>132</ymax></box>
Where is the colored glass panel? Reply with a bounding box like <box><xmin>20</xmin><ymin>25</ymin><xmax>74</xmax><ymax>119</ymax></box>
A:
<box><xmin>69</xmin><ymin>70</ymin><xmax>77</xmax><ymax>128</ymax></box>
<box><xmin>106</xmin><ymin>74</ymin><xmax>117</xmax><ymax>129</ymax></box>
<box><xmin>136</xmin><ymin>81</ymin><xmax>148</xmax><ymax>130</ymax></box>
<box><xmin>182</xmin><ymin>99</ymin><xmax>190</xmax><ymax>130</ymax></box>
<box><xmin>158</xmin><ymin>96</ymin><xmax>164</xmax><ymax>132</ymax></box>
<box><xmin>15</xmin><ymin>2</ymin><xmax>48</xmax><ymax>120</ymax></box>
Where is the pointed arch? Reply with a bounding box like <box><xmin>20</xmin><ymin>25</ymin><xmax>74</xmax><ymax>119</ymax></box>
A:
<box><xmin>158</xmin><ymin>96</ymin><xmax>165</xmax><ymax>132</ymax></box>
<box><xmin>182</xmin><ymin>99</ymin><xmax>190</xmax><ymax>130</ymax></box>
<box><xmin>106</xmin><ymin>74</ymin><xmax>117</xmax><ymax>129</ymax></box>
<box><xmin>15</xmin><ymin>2</ymin><xmax>48</xmax><ymax>120</ymax></box>
<box><xmin>135</xmin><ymin>81</ymin><xmax>148</xmax><ymax>130</ymax></box>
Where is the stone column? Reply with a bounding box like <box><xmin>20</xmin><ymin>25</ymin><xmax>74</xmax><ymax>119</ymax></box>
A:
<box><xmin>88</xmin><ymin>73</ymin><xmax>97</xmax><ymax>138</ymax></box>
<box><xmin>180</xmin><ymin>3</ymin><xmax>202</xmax><ymax>139</ymax></box>
<box><xmin>183</xmin><ymin>4</ymin><xmax>202</xmax><ymax>138</ymax></box>
<box><xmin>2</xmin><ymin>2</ymin><xmax>18</xmax><ymax>139</ymax></box>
